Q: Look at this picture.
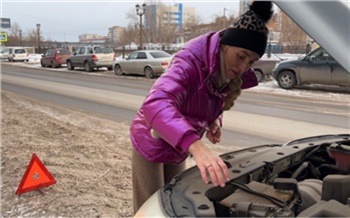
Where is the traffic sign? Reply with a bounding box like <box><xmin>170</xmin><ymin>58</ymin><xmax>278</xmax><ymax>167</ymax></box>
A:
<box><xmin>0</xmin><ymin>32</ymin><xmax>7</xmax><ymax>42</ymax></box>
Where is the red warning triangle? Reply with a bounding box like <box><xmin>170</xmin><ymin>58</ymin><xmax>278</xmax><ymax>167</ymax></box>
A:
<box><xmin>16</xmin><ymin>153</ymin><xmax>57</xmax><ymax>195</ymax></box>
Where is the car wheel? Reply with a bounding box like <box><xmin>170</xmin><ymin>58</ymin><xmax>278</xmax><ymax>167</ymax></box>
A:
<box><xmin>107</xmin><ymin>66</ymin><xmax>113</xmax><ymax>71</ymax></box>
<box><xmin>84</xmin><ymin>61</ymin><xmax>93</xmax><ymax>72</ymax></box>
<box><xmin>254</xmin><ymin>69</ymin><xmax>264</xmax><ymax>82</ymax></box>
<box><xmin>144</xmin><ymin>66</ymin><xmax>155</xmax><ymax>79</ymax></box>
<box><xmin>277</xmin><ymin>71</ymin><xmax>297</xmax><ymax>89</ymax></box>
<box><xmin>40</xmin><ymin>60</ymin><xmax>45</xmax><ymax>67</ymax></box>
<box><xmin>114</xmin><ymin>64</ymin><xmax>123</xmax><ymax>76</ymax></box>
<box><xmin>67</xmin><ymin>61</ymin><xmax>74</xmax><ymax>70</ymax></box>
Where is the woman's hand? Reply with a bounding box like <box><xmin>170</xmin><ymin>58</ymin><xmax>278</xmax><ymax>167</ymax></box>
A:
<box><xmin>188</xmin><ymin>140</ymin><xmax>230</xmax><ymax>187</ymax></box>
<box><xmin>206</xmin><ymin>120</ymin><xmax>221</xmax><ymax>144</ymax></box>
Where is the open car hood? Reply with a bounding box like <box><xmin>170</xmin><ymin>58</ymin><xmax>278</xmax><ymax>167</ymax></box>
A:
<box><xmin>274</xmin><ymin>1</ymin><xmax>350</xmax><ymax>73</ymax></box>
<box><xmin>140</xmin><ymin>134</ymin><xmax>350</xmax><ymax>217</ymax></box>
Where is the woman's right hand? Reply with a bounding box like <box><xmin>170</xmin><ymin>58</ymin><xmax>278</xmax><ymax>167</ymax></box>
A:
<box><xmin>188</xmin><ymin>140</ymin><xmax>230</xmax><ymax>187</ymax></box>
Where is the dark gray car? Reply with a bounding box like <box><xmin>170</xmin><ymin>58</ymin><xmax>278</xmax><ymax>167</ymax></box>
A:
<box><xmin>272</xmin><ymin>47</ymin><xmax>350</xmax><ymax>89</ymax></box>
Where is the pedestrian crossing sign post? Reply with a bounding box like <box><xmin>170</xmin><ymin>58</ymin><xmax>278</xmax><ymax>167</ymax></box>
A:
<box><xmin>0</xmin><ymin>32</ymin><xmax>7</xmax><ymax>42</ymax></box>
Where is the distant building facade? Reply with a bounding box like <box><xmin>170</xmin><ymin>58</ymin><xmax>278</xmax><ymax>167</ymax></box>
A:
<box><xmin>145</xmin><ymin>3</ymin><xmax>195</xmax><ymax>31</ymax></box>
<box><xmin>78</xmin><ymin>33</ymin><xmax>107</xmax><ymax>44</ymax></box>
<box><xmin>107</xmin><ymin>26</ymin><xmax>126</xmax><ymax>48</ymax></box>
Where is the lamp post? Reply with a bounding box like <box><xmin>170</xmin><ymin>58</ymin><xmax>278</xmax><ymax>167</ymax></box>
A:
<box><xmin>19</xmin><ymin>29</ymin><xmax>22</xmax><ymax>46</ymax></box>
<box><xmin>135</xmin><ymin>3</ymin><xmax>146</xmax><ymax>50</ymax></box>
<box><xmin>223</xmin><ymin>8</ymin><xmax>228</xmax><ymax>29</ymax></box>
<box><xmin>36</xmin><ymin>23</ymin><xmax>41</xmax><ymax>53</ymax></box>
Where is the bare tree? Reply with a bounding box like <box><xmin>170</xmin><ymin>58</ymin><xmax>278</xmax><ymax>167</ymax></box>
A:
<box><xmin>279</xmin><ymin>12</ymin><xmax>308</xmax><ymax>46</ymax></box>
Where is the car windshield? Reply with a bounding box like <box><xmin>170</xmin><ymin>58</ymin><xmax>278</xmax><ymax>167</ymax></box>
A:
<box><xmin>150</xmin><ymin>51</ymin><xmax>171</xmax><ymax>58</ymax></box>
<box><xmin>94</xmin><ymin>46</ymin><xmax>113</xmax><ymax>54</ymax></box>
<box><xmin>57</xmin><ymin>50</ymin><xmax>71</xmax><ymax>55</ymax></box>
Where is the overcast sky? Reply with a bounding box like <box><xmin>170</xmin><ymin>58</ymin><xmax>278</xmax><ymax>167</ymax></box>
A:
<box><xmin>1</xmin><ymin>0</ymin><xmax>240</xmax><ymax>42</ymax></box>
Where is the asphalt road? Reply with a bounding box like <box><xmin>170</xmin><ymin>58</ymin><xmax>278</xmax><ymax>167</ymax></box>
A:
<box><xmin>2</xmin><ymin>64</ymin><xmax>349</xmax><ymax>150</ymax></box>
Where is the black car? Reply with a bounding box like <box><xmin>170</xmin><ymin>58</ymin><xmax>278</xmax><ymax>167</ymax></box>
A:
<box><xmin>272</xmin><ymin>47</ymin><xmax>350</xmax><ymax>89</ymax></box>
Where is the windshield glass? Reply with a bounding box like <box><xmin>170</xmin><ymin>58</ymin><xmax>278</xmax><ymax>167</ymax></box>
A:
<box><xmin>94</xmin><ymin>46</ymin><xmax>113</xmax><ymax>54</ymax></box>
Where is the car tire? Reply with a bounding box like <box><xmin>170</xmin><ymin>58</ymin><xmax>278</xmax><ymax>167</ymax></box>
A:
<box><xmin>114</xmin><ymin>64</ymin><xmax>123</xmax><ymax>76</ymax></box>
<box><xmin>107</xmin><ymin>66</ymin><xmax>113</xmax><ymax>71</ymax></box>
<box><xmin>144</xmin><ymin>66</ymin><xmax>155</xmax><ymax>79</ymax></box>
<box><xmin>40</xmin><ymin>60</ymin><xmax>45</xmax><ymax>67</ymax></box>
<box><xmin>254</xmin><ymin>69</ymin><xmax>264</xmax><ymax>82</ymax></box>
<box><xmin>84</xmin><ymin>61</ymin><xmax>93</xmax><ymax>72</ymax></box>
<box><xmin>277</xmin><ymin>70</ymin><xmax>297</xmax><ymax>89</ymax></box>
<box><xmin>67</xmin><ymin>61</ymin><xmax>74</xmax><ymax>70</ymax></box>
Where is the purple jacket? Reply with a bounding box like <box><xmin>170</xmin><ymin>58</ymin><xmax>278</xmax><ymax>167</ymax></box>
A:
<box><xmin>130</xmin><ymin>31</ymin><xmax>258</xmax><ymax>164</ymax></box>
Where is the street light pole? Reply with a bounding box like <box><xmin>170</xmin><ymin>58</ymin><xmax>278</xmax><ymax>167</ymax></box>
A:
<box><xmin>19</xmin><ymin>29</ymin><xmax>22</xmax><ymax>46</ymax></box>
<box><xmin>223</xmin><ymin>8</ymin><xmax>228</xmax><ymax>29</ymax></box>
<box><xmin>135</xmin><ymin>3</ymin><xmax>147</xmax><ymax>50</ymax></box>
<box><xmin>36</xmin><ymin>23</ymin><xmax>41</xmax><ymax>53</ymax></box>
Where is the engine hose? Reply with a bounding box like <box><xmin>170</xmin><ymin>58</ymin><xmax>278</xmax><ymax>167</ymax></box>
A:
<box><xmin>291</xmin><ymin>162</ymin><xmax>309</xmax><ymax>179</ymax></box>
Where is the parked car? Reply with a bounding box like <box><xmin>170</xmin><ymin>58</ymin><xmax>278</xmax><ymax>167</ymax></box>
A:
<box><xmin>272</xmin><ymin>47</ymin><xmax>350</xmax><ymax>89</ymax></box>
<box><xmin>113</xmin><ymin>50</ymin><xmax>172</xmax><ymax>78</ymax></box>
<box><xmin>0</xmin><ymin>48</ymin><xmax>29</xmax><ymax>62</ymax></box>
<box><xmin>0</xmin><ymin>48</ymin><xmax>12</xmax><ymax>60</ymax></box>
<box><xmin>40</xmin><ymin>48</ymin><xmax>71</xmax><ymax>68</ymax></box>
<box><xmin>135</xmin><ymin>1</ymin><xmax>350</xmax><ymax>217</ymax></box>
<box><xmin>66</xmin><ymin>45</ymin><xmax>115</xmax><ymax>72</ymax></box>
<box><xmin>252</xmin><ymin>55</ymin><xmax>280</xmax><ymax>82</ymax></box>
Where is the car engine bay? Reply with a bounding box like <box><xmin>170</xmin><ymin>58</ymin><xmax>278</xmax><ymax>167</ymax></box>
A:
<box><xmin>162</xmin><ymin>134</ymin><xmax>350</xmax><ymax>217</ymax></box>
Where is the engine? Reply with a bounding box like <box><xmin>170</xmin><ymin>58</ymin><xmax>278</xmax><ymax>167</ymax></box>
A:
<box><xmin>216</xmin><ymin>142</ymin><xmax>350</xmax><ymax>217</ymax></box>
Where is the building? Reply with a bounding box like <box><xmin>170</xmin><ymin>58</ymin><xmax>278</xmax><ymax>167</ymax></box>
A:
<box><xmin>107</xmin><ymin>26</ymin><xmax>126</xmax><ymax>48</ymax></box>
<box><xmin>143</xmin><ymin>3</ymin><xmax>195</xmax><ymax>43</ymax></box>
<box><xmin>78</xmin><ymin>34</ymin><xmax>107</xmax><ymax>44</ymax></box>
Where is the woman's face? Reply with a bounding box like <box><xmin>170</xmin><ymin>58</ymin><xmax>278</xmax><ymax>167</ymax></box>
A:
<box><xmin>223</xmin><ymin>45</ymin><xmax>260</xmax><ymax>80</ymax></box>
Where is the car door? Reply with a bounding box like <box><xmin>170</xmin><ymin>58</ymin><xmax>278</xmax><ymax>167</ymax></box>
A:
<box><xmin>123</xmin><ymin>52</ymin><xmax>139</xmax><ymax>74</ymax></box>
<box><xmin>330</xmin><ymin>58</ymin><xmax>350</xmax><ymax>86</ymax></box>
<box><xmin>135</xmin><ymin>52</ymin><xmax>148</xmax><ymax>74</ymax></box>
<box><xmin>297</xmin><ymin>48</ymin><xmax>332</xmax><ymax>85</ymax></box>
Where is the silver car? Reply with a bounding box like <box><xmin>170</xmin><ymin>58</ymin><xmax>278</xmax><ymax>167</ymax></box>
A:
<box><xmin>113</xmin><ymin>50</ymin><xmax>172</xmax><ymax>79</ymax></box>
<box><xmin>272</xmin><ymin>47</ymin><xmax>350</xmax><ymax>89</ymax></box>
<box><xmin>253</xmin><ymin>55</ymin><xmax>280</xmax><ymax>82</ymax></box>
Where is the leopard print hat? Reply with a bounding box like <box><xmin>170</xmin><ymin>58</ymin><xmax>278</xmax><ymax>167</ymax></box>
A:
<box><xmin>220</xmin><ymin>1</ymin><xmax>273</xmax><ymax>57</ymax></box>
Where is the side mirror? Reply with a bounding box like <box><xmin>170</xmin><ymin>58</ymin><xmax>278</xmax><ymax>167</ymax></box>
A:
<box><xmin>73</xmin><ymin>52</ymin><xmax>77</xmax><ymax>55</ymax></box>
<box><xmin>125</xmin><ymin>56</ymin><xmax>129</xmax><ymax>60</ymax></box>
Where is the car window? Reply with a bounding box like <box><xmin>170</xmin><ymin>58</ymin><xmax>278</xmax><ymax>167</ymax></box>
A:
<box><xmin>137</xmin><ymin>52</ymin><xmax>147</xmax><ymax>59</ymax></box>
<box><xmin>310</xmin><ymin>48</ymin><xmax>334</xmax><ymax>61</ymax></box>
<box><xmin>57</xmin><ymin>50</ymin><xmax>70</xmax><ymax>55</ymax></box>
<box><xmin>14</xmin><ymin>49</ymin><xmax>26</xmax><ymax>54</ymax></box>
<box><xmin>79</xmin><ymin>47</ymin><xmax>86</xmax><ymax>54</ymax></box>
<box><xmin>128</xmin><ymin>52</ymin><xmax>138</xmax><ymax>60</ymax></box>
<box><xmin>94</xmin><ymin>46</ymin><xmax>113</xmax><ymax>54</ymax></box>
<box><xmin>150</xmin><ymin>51</ymin><xmax>171</xmax><ymax>58</ymax></box>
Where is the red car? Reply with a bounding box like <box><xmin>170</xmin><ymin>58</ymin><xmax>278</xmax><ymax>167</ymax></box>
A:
<box><xmin>41</xmin><ymin>48</ymin><xmax>71</xmax><ymax>68</ymax></box>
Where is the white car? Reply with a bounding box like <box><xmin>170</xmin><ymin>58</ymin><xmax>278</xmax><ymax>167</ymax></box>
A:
<box><xmin>0</xmin><ymin>48</ymin><xmax>29</xmax><ymax>62</ymax></box>
<box><xmin>113</xmin><ymin>50</ymin><xmax>172</xmax><ymax>78</ymax></box>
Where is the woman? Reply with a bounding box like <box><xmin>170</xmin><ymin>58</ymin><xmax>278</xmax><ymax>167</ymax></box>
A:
<box><xmin>130</xmin><ymin>1</ymin><xmax>273</xmax><ymax>213</ymax></box>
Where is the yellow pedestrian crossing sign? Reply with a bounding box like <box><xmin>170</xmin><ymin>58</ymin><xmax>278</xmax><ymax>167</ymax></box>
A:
<box><xmin>0</xmin><ymin>32</ymin><xmax>8</xmax><ymax>42</ymax></box>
